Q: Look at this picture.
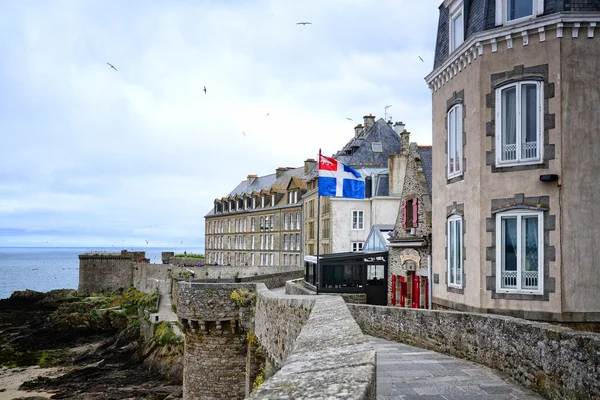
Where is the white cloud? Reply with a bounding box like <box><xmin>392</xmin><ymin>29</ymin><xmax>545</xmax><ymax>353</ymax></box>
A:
<box><xmin>0</xmin><ymin>0</ymin><xmax>439</xmax><ymax>247</ymax></box>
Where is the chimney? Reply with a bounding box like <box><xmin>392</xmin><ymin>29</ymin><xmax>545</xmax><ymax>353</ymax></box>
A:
<box><xmin>276</xmin><ymin>167</ymin><xmax>287</xmax><ymax>178</ymax></box>
<box><xmin>354</xmin><ymin>124</ymin><xmax>364</xmax><ymax>138</ymax></box>
<box><xmin>247</xmin><ymin>174</ymin><xmax>257</xmax><ymax>185</ymax></box>
<box><xmin>304</xmin><ymin>158</ymin><xmax>317</xmax><ymax>174</ymax></box>
<box><xmin>393</xmin><ymin>121</ymin><xmax>405</xmax><ymax>135</ymax></box>
<box><xmin>400</xmin><ymin>130</ymin><xmax>410</xmax><ymax>155</ymax></box>
<box><xmin>363</xmin><ymin>114</ymin><xmax>375</xmax><ymax>130</ymax></box>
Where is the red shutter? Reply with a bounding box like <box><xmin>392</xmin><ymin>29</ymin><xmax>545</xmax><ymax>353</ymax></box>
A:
<box><xmin>402</xmin><ymin>200</ymin><xmax>407</xmax><ymax>229</ymax></box>
<box><xmin>412</xmin><ymin>198</ymin><xmax>419</xmax><ymax>228</ymax></box>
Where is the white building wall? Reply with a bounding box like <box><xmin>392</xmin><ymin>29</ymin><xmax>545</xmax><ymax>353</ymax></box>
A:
<box><xmin>329</xmin><ymin>197</ymin><xmax>401</xmax><ymax>254</ymax></box>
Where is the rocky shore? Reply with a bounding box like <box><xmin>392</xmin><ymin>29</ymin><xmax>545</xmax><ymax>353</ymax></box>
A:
<box><xmin>0</xmin><ymin>289</ymin><xmax>183</xmax><ymax>400</ymax></box>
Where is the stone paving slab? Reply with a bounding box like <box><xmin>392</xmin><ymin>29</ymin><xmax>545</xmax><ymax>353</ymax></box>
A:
<box><xmin>368</xmin><ymin>336</ymin><xmax>543</xmax><ymax>400</ymax></box>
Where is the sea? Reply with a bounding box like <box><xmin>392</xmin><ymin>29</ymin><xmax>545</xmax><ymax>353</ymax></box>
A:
<box><xmin>0</xmin><ymin>247</ymin><xmax>204</xmax><ymax>300</ymax></box>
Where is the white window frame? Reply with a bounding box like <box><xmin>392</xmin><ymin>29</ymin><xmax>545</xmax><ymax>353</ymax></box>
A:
<box><xmin>495</xmin><ymin>80</ymin><xmax>543</xmax><ymax>167</ymax></box>
<box><xmin>296</xmin><ymin>213</ymin><xmax>301</xmax><ymax>229</ymax></box>
<box><xmin>351</xmin><ymin>210</ymin><xmax>364</xmax><ymax>230</ymax></box>
<box><xmin>261</xmin><ymin>196</ymin><xmax>265</xmax><ymax>208</ymax></box>
<box><xmin>252</xmin><ymin>197</ymin><xmax>256</xmax><ymax>209</ymax></box>
<box><xmin>284</xmin><ymin>214</ymin><xmax>289</xmax><ymax>230</ymax></box>
<box><xmin>497</xmin><ymin>0</ymin><xmax>541</xmax><ymax>25</ymax></box>
<box><xmin>447</xmin><ymin>104</ymin><xmax>463</xmax><ymax>178</ymax></box>
<box><xmin>449</xmin><ymin>1</ymin><xmax>464</xmax><ymax>53</ymax></box>
<box><xmin>447</xmin><ymin>215</ymin><xmax>463</xmax><ymax>288</ymax></box>
<box><xmin>351</xmin><ymin>242</ymin><xmax>363</xmax><ymax>252</ymax></box>
<box><xmin>495</xmin><ymin>210</ymin><xmax>544</xmax><ymax>294</ymax></box>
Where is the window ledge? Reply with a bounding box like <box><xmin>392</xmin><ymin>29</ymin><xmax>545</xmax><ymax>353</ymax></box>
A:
<box><xmin>496</xmin><ymin>289</ymin><xmax>543</xmax><ymax>295</ymax></box>
<box><xmin>448</xmin><ymin>284</ymin><xmax>463</xmax><ymax>289</ymax></box>
<box><xmin>448</xmin><ymin>171</ymin><xmax>463</xmax><ymax>180</ymax></box>
<box><xmin>495</xmin><ymin>159</ymin><xmax>542</xmax><ymax>168</ymax></box>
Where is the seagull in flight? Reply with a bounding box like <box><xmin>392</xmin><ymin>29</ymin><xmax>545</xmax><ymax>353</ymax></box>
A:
<box><xmin>203</xmin><ymin>86</ymin><xmax>207</xmax><ymax>94</ymax></box>
<box><xmin>243</xmin><ymin>131</ymin><xmax>246</xmax><ymax>136</ymax></box>
<box><xmin>106</xmin><ymin>62</ymin><xmax>118</xmax><ymax>71</ymax></box>
<box><xmin>296</xmin><ymin>22</ymin><xmax>312</xmax><ymax>25</ymax></box>
<box><xmin>418</xmin><ymin>56</ymin><xmax>424</xmax><ymax>62</ymax></box>
<box><xmin>345</xmin><ymin>117</ymin><xmax>353</xmax><ymax>121</ymax></box>
<box><xmin>145</xmin><ymin>240</ymin><xmax>148</xmax><ymax>245</ymax></box>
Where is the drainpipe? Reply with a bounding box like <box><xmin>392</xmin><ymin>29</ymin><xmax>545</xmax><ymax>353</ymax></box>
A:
<box><xmin>427</xmin><ymin>255</ymin><xmax>432</xmax><ymax>310</ymax></box>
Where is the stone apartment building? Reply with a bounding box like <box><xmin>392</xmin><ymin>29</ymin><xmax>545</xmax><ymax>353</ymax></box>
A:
<box><xmin>204</xmin><ymin>163</ymin><xmax>312</xmax><ymax>268</ymax></box>
<box><xmin>303</xmin><ymin>115</ymin><xmax>407</xmax><ymax>257</ymax></box>
<box><xmin>426</xmin><ymin>0</ymin><xmax>600</xmax><ymax>322</ymax></box>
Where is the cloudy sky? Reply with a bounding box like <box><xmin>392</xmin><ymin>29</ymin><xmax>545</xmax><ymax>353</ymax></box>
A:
<box><xmin>0</xmin><ymin>0</ymin><xmax>439</xmax><ymax>249</ymax></box>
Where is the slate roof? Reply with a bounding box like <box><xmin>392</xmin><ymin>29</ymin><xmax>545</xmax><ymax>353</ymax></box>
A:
<box><xmin>333</xmin><ymin>119</ymin><xmax>401</xmax><ymax>168</ymax></box>
<box><xmin>418</xmin><ymin>146</ymin><xmax>433</xmax><ymax>197</ymax></box>
<box><xmin>433</xmin><ymin>0</ymin><xmax>600</xmax><ymax>69</ymax></box>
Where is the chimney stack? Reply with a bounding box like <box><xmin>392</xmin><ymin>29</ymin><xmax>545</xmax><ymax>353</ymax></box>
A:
<box><xmin>304</xmin><ymin>158</ymin><xmax>317</xmax><ymax>174</ymax></box>
<box><xmin>247</xmin><ymin>174</ymin><xmax>257</xmax><ymax>185</ymax></box>
<box><xmin>363</xmin><ymin>114</ymin><xmax>376</xmax><ymax>130</ymax></box>
<box><xmin>393</xmin><ymin>121</ymin><xmax>405</xmax><ymax>135</ymax></box>
<box><xmin>354</xmin><ymin>124</ymin><xmax>364</xmax><ymax>138</ymax></box>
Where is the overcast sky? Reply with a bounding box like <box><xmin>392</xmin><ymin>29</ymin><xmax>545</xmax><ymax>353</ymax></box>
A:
<box><xmin>0</xmin><ymin>0</ymin><xmax>439</xmax><ymax>249</ymax></box>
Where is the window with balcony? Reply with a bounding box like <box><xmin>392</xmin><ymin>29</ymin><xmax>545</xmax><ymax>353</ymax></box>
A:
<box><xmin>447</xmin><ymin>104</ymin><xmax>463</xmax><ymax>178</ymax></box>
<box><xmin>496</xmin><ymin>81</ymin><xmax>542</xmax><ymax>166</ymax></box>
<box><xmin>447</xmin><ymin>215</ymin><xmax>463</xmax><ymax>288</ymax></box>
<box><xmin>496</xmin><ymin>210</ymin><xmax>543</xmax><ymax>294</ymax></box>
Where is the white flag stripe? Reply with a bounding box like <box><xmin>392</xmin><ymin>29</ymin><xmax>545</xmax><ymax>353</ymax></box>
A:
<box><xmin>319</xmin><ymin>169</ymin><xmax>365</xmax><ymax>180</ymax></box>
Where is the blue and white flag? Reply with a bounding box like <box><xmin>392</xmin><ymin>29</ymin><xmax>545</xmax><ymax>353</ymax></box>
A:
<box><xmin>318</xmin><ymin>154</ymin><xmax>365</xmax><ymax>199</ymax></box>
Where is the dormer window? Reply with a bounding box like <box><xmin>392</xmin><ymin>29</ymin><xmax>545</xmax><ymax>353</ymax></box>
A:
<box><xmin>371</xmin><ymin>142</ymin><xmax>383</xmax><ymax>153</ymax></box>
<box><xmin>496</xmin><ymin>0</ymin><xmax>540</xmax><ymax>26</ymax></box>
<box><xmin>252</xmin><ymin>197</ymin><xmax>256</xmax><ymax>209</ymax></box>
<box><xmin>261</xmin><ymin>196</ymin><xmax>265</xmax><ymax>208</ymax></box>
<box><xmin>506</xmin><ymin>0</ymin><xmax>533</xmax><ymax>21</ymax></box>
<box><xmin>271</xmin><ymin>194</ymin><xmax>275</xmax><ymax>206</ymax></box>
<box><xmin>449</xmin><ymin>1</ymin><xmax>464</xmax><ymax>52</ymax></box>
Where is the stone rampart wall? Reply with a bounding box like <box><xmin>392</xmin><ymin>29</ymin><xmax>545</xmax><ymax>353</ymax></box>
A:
<box><xmin>250</xmin><ymin>285</ymin><xmax>376</xmax><ymax>399</ymax></box>
<box><xmin>78</xmin><ymin>255</ymin><xmax>134</xmax><ymax>294</ymax></box>
<box><xmin>133</xmin><ymin>263</ymin><xmax>172</xmax><ymax>294</ymax></box>
<box><xmin>347</xmin><ymin>304</ymin><xmax>600</xmax><ymax>400</ymax></box>
<box><xmin>171</xmin><ymin>263</ymin><xmax>302</xmax><ymax>280</ymax></box>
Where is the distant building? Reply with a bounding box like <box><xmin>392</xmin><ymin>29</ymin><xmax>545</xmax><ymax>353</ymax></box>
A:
<box><xmin>204</xmin><ymin>163</ymin><xmax>310</xmax><ymax>268</ymax></box>
<box><xmin>425</xmin><ymin>0</ymin><xmax>600</xmax><ymax>322</ymax></box>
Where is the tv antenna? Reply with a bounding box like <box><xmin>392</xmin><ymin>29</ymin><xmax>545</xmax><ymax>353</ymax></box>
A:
<box><xmin>384</xmin><ymin>105</ymin><xmax>392</xmax><ymax>121</ymax></box>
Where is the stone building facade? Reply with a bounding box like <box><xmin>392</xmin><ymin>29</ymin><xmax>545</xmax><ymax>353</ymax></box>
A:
<box><xmin>426</xmin><ymin>0</ymin><xmax>600</xmax><ymax>322</ymax></box>
<box><xmin>204</xmin><ymin>163</ymin><xmax>310</xmax><ymax>268</ymax></box>
<box><xmin>388</xmin><ymin>139</ymin><xmax>433</xmax><ymax>308</ymax></box>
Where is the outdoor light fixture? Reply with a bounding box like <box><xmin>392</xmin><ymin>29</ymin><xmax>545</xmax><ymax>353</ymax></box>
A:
<box><xmin>540</xmin><ymin>174</ymin><xmax>559</xmax><ymax>182</ymax></box>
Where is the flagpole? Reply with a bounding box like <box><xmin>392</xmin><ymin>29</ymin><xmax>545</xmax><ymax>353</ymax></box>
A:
<box><xmin>316</xmin><ymin>149</ymin><xmax>321</xmax><ymax>295</ymax></box>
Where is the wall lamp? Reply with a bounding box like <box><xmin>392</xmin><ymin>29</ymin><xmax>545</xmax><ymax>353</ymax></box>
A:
<box><xmin>540</xmin><ymin>174</ymin><xmax>559</xmax><ymax>182</ymax></box>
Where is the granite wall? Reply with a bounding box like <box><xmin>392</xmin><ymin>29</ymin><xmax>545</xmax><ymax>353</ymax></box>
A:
<box><xmin>176</xmin><ymin>282</ymin><xmax>255</xmax><ymax>400</ymax></box>
<box><xmin>78</xmin><ymin>254</ymin><xmax>135</xmax><ymax>294</ymax></box>
<box><xmin>348</xmin><ymin>304</ymin><xmax>600</xmax><ymax>400</ymax></box>
<box><xmin>250</xmin><ymin>287</ymin><xmax>376</xmax><ymax>399</ymax></box>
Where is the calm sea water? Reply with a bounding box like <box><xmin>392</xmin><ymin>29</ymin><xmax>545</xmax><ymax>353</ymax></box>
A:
<box><xmin>0</xmin><ymin>247</ymin><xmax>204</xmax><ymax>299</ymax></box>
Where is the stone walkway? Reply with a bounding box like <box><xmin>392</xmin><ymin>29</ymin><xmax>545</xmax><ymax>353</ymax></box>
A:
<box><xmin>369</xmin><ymin>336</ymin><xmax>542</xmax><ymax>400</ymax></box>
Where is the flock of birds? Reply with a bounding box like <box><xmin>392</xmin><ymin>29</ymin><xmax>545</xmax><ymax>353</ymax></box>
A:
<box><xmin>103</xmin><ymin>20</ymin><xmax>425</xmax><ymax>138</ymax></box>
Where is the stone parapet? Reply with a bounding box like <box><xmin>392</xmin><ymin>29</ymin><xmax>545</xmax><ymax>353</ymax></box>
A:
<box><xmin>348</xmin><ymin>304</ymin><xmax>600</xmax><ymax>400</ymax></box>
<box><xmin>250</xmin><ymin>286</ymin><xmax>376</xmax><ymax>399</ymax></box>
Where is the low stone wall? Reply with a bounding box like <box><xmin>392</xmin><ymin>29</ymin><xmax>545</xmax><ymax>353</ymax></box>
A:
<box><xmin>239</xmin><ymin>270</ymin><xmax>303</xmax><ymax>289</ymax></box>
<box><xmin>250</xmin><ymin>286</ymin><xmax>376</xmax><ymax>399</ymax></box>
<box><xmin>285</xmin><ymin>279</ymin><xmax>367</xmax><ymax>304</ymax></box>
<box><xmin>171</xmin><ymin>264</ymin><xmax>303</xmax><ymax>281</ymax></box>
<box><xmin>348</xmin><ymin>304</ymin><xmax>600</xmax><ymax>400</ymax></box>
<box><xmin>133</xmin><ymin>263</ymin><xmax>172</xmax><ymax>294</ymax></box>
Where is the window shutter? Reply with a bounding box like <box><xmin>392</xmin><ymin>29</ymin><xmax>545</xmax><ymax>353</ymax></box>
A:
<box><xmin>413</xmin><ymin>198</ymin><xmax>419</xmax><ymax>228</ymax></box>
<box><xmin>495</xmin><ymin>0</ymin><xmax>503</xmax><ymax>26</ymax></box>
<box><xmin>402</xmin><ymin>200</ymin><xmax>407</xmax><ymax>229</ymax></box>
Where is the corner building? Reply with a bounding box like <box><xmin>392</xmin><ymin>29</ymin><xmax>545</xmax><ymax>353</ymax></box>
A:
<box><xmin>426</xmin><ymin>0</ymin><xmax>600</xmax><ymax>323</ymax></box>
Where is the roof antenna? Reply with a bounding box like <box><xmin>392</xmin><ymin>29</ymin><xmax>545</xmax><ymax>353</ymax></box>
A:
<box><xmin>384</xmin><ymin>105</ymin><xmax>392</xmax><ymax>121</ymax></box>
